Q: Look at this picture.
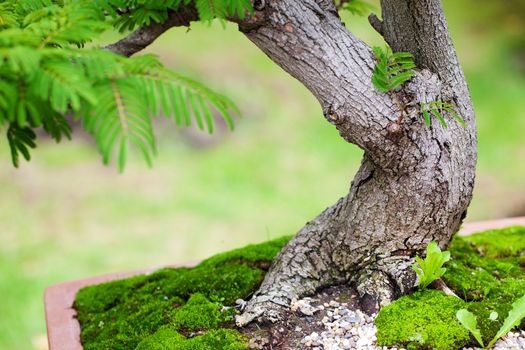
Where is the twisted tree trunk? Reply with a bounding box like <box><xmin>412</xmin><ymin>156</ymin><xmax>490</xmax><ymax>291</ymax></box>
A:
<box><xmin>235</xmin><ymin>0</ymin><xmax>477</xmax><ymax>325</ymax></box>
<box><xmin>107</xmin><ymin>0</ymin><xmax>477</xmax><ymax>327</ymax></box>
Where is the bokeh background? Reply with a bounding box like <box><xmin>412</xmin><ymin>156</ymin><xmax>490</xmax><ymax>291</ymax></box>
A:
<box><xmin>1</xmin><ymin>1</ymin><xmax>524</xmax><ymax>348</ymax></box>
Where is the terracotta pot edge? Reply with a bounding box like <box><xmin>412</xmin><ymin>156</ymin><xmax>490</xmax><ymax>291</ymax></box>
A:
<box><xmin>44</xmin><ymin>261</ymin><xmax>199</xmax><ymax>350</ymax></box>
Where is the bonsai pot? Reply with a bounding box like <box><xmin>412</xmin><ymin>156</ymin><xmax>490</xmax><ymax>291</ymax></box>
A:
<box><xmin>44</xmin><ymin>217</ymin><xmax>525</xmax><ymax>350</ymax></box>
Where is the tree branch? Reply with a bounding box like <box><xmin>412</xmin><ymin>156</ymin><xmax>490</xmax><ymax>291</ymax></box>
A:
<box><xmin>104</xmin><ymin>7</ymin><xmax>198</xmax><ymax>57</ymax></box>
<box><xmin>238</xmin><ymin>0</ymin><xmax>401</xmax><ymax>164</ymax></box>
<box><xmin>368</xmin><ymin>13</ymin><xmax>383</xmax><ymax>36</ymax></box>
<box><xmin>380</xmin><ymin>0</ymin><xmax>461</xmax><ymax>85</ymax></box>
<box><xmin>380</xmin><ymin>0</ymin><xmax>476</xmax><ymax>128</ymax></box>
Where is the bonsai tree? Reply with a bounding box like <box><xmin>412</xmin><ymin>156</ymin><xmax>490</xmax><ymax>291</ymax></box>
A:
<box><xmin>1</xmin><ymin>0</ymin><xmax>476</xmax><ymax>326</ymax></box>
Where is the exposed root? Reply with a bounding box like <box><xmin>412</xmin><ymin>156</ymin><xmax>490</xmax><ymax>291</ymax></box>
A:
<box><xmin>354</xmin><ymin>258</ymin><xmax>417</xmax><ymax>314</ymax></box>
<box><xmin>235</xmin><ymin>297</ymin><xmax>287</xmax><ymax>326</ymax></box>
<box><xmin>355</xmin><ymin>270</ymin><xmax>396</xmax><ymax>314</ymax></box>
<box><xmin>237</xmin><ymin>254</ymin><xmax>419</xmax><ymax>326</ymax></box>
<box><xmin>430</xmin><ymin>278</ymin><xmax>460</xmax><ymax>298</ymax></box>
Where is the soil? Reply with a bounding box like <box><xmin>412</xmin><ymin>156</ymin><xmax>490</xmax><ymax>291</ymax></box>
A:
<box><xmin>239</xmin><ymin>285</ymin><xmax>360</xmax><ymax>350</ymax></box>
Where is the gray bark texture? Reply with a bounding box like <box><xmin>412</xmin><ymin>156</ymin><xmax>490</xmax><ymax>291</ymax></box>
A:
<box><xmin>106</xmin><ymin>0</ymin><xmax>477</xmax><ymax>327</ymax></box>
<box><xmin>235</xmin><ymin>0</ymin><xmax>477</xmax><ymax>325</ymax></box>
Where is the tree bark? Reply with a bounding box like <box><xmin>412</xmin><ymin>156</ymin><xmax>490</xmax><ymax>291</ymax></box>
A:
<box><xmin>235</xmin><ymin>0</ymin><xmax>477</xmax><ymax>325</ymax></box>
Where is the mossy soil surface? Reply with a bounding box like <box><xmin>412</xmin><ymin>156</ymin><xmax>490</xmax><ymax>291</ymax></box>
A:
<box><xmin>75</xmin><ymin>226</ymin><xmax>525</xmax><ymax>350</ymax></box>
<box><xmin>75</xmin><ymin>236</ymin><xmax>290</xmax><ymax>350</ymax></box>
<box><xmin>376</xmin><ymin>226</ymin><xmax>525</xmax><ymax>350</ymax></box>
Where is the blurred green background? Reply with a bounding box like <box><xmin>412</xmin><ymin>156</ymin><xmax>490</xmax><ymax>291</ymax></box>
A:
<box><xmin>1</xmin><ymin>1</ymin><xmax>524</xmax><ymax>349</ymax></box>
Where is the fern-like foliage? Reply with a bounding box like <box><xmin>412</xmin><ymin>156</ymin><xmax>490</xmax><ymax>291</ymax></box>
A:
<box><xmin>419</xmin><ymin>101</ymin><xmax>466</xmax><ymax>129</ymax></box>
<box><xmin>0</xmin><ymin>0</ymin><xmax>248</xmax><ymax>170</ymax></box>
<box><xmin>371</xmin><ymin>46</ymin><xmax>416</xmax><ymax>93</ymax></box>
<box><xmin>6</xmin><ymin>125</ymin><xmax>37</xmax><ymax>167</ymax></box>
<box><xmin>94</xmin><ymin>0</ymin><xmax>253</xmax><ymax>32</ymax></box>
<box><xmin>335</xmin><ymin>0</ymin><xmax>374</xmax><ymax>16</ymax></box>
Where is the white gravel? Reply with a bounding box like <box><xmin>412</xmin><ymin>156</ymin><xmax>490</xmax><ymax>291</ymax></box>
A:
<box><xmin>293</xmin><ymin>298</ymin><xmax>525</xmax><ymax>350</ymax></box>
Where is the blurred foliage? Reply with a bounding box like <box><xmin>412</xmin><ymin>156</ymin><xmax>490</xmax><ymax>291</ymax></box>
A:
<box><xmin>0</xmin><ymin>1</ymin><xmax>524</xmax><ymax>349</ymax></box>
<box><xmin>0</xmin><ymin>0</ymin><xmax>246</xmax><ymax>170</ymax></box>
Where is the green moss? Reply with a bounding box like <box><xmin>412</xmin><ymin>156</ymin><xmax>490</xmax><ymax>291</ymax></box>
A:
<box><xmin>199</xmin><ymin>235</ymin><xmax>291</xmax><ymax>268</ymax></box>
<box><xmin>173</xmin><ymin>293</ymin><xmax>222</xmax><ymax>331</ymax></box>
<box><xmin>181</xmin><ymin>329</ymin><xmax>248</xmax><ymax>349</ymax></box>
<box><xmin>444</xmin><ymin>226</ymin><xmax>525</xmax><ymax>302</ymax></box>
<box><xmin>135</xmin><ymin>327</ymin><xmax>185</xmax><ymax>350</ymax></box>
<box><xmin>465</xmin><ymin>299</ymin><xmax>510</xmax><ymax>345</ymax></box>
<box><xmin>376</xmin><ymin>290</ymin><xmax>470</xmax><ymax>350</ymax></box>
<box><xmin>75</xmin><ymin>236</ymin><xmax>290</xmax><ymax>350</ymax></box>
<box><xmin>136</xmin><ymin>328</ymin><xmax>247</xmax><ymax>350</ymax></box>
<box><xmin>75</xmin><ymin>274</ymin><xmax>149</xmax><ymax>314</ymax></box>
<box><xmin>378</xmin><ymin>226</ymin><xmax>525</xmax><ymax>349</ymax></box>
<box><xmin>463</xmin><ymin>226</ymin><xmax>525</xmax><ymax>258</ymax></box>
<box><xmin>443</xmin><ymin>238</ymin><xmax>502</xmax><ymax>301</ymax></box>
<box><xmin>180</xmin><ymin>263</ymin><xmax>265</xmax><ymax>304</ymax></box>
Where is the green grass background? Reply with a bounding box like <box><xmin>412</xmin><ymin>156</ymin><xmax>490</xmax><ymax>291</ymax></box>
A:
<box><xmin>1</xmin><ymin>1</ymin><xmax>524</xmax><ymax>349</ymax></box>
